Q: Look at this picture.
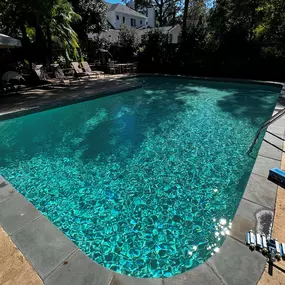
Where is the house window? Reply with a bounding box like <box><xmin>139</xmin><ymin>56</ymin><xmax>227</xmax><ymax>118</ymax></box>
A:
<box><xmin>140</xmin><ymin>20</ymin><xmax>142</xmax><ymax>25</ymax></box>
<box><xmin>123</xmin><ymin>16</ymin><xmax>125</xmax><ymax>23</ymax></box>
<box><xmin>116</xmin><ymin>15</ymin><xmax>119</xmax><ymax>20</ymax></box>
<box><xmin>131</xmin><ymin>18</ymin><xmax>136</xmax><ymax>27</ymax></box>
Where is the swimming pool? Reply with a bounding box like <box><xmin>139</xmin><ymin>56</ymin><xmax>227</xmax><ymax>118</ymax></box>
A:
<box><xmin>0</xmin><ymin>77</ymin><xmax>280</xmax><ymax>278</ymax></box>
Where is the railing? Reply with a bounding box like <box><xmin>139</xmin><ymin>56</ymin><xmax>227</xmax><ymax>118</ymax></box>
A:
<box><xmin>248</xmin><ymin>108</ymin><xmax>285</xmax><ymax>154</ymax></box>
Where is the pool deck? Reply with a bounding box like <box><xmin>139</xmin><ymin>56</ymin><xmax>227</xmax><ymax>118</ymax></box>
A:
<box><xmin>0</xmin><ymin>75</ymin><xmax>285</xmax><ymax>285</ymax></box>
<box><xmin>0</xmin><ymin>75</ymin><xmax>137</xmax><ymax>118</ymax></box>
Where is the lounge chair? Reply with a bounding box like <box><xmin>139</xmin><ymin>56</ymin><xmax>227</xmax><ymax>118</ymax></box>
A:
<box><xmin>82</xmin><ymin>61</ymin><xmax>105</xmax><ymax>77</ymax></box>
<box><xmin>32</xmin><ymin>64</ymin><xmax>63</xmax><ymax>87</ymax></box>
<box><xmin>71</xmin><ymin>62</ymin><xmax>88</xmax><ymax>78</ymax></box>
<box><xmin>51</xmin><ymin>64</ymin><xmax>78</xmax><ymax>85</ymax></box>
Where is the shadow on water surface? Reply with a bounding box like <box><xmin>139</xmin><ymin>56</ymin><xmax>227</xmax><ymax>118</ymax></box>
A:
<box><xmin>78</xmin><ymin>84</ymin><xmax>199</xmax><ymax>161</ymax></box>
<box><xmin>217</xmin><ymin>88</ymin><xmax>279</xmax><ymax>126</ymax></box>
<box><xmin>0</xmin><ymin>80</ymin><xmax>202</xmax><ymax>167</ymax></box>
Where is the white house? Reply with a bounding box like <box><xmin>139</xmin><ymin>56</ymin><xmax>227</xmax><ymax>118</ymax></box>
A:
<box><xmin>88</xmin><ymin>2</ymin><xmax>181</xmax><ymax>45</ymax></box>
<box><xmin>137</xmin><ymin>25</ymin><xmax>181</xmax><ymax>44</ymax></box>
<box><xmin>106</xmin><ymin>2</ymin><xmax>148</xmax><ymax>29</ymax></box>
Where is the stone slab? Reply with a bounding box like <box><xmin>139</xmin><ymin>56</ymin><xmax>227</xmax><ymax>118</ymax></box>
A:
<box><xmin>0</xmin><ymin>193</ymin><xmax>42</xmax><ymax>235</ymax></box>
<box><xmin>110</xmin><ymin>274</ymin><xmax>162</xmax><ymax>285</ymax></box>
<box><xmin>243</xmin><ymin>173</ymin><xmax>277</xmax><ymax>209</ymax></box>
<box><xmin>259</xmin><ymin>134</ymin><xmax>283</xmax><ymax>161</ymax></box>
<box><xmin>12</xmin><ymin>216</ymin><xmax>77</xmax><ymax>279</ymax></box>
<box><xmin>267</xmin><ymin>120</ymin><xmax>285</xmax><ymax>137</ymax></box>
<box><xmin>163</xmin><ymin>263</ymin><xmax>223</xmax><ymax>285</ymax></box>
<box><xmin>0</xmin><ymin>175</ymin><xmax>16</xmax><ymax>202</ymax></box>
<box><xmin>230</xmin><ymin>199</ymin><xmax>270</xmax><ymax>243</ymax></box>
<box><xmin>207</xmin><ymin>236</ymin><xmax>266</xmax><ymax>285</ymax></box>
<box><xmin>44</xmin><ymin>249</ymin><xmax>114</xmax><ymax>285</ymax></box>
<box><xmin>252</xmin><ymin>156</ymin><xmax>280</xmax><ymax>178</ymax></box>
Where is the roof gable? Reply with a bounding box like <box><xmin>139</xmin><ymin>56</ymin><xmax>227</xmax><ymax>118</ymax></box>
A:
<box><xmin>106</xmin><ymin>2</ymin><xmax>147</xmax><ymax>18</ymax></box>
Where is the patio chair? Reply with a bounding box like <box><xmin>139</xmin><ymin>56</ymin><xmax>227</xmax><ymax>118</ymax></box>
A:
<box><xmin>0</xmin><ymin>81</ymin><xmax>21</xmax><ymax>96</ymax></box>
<box><xmin>82</xmin><ymin>61</ymin><xmax>105</xmax><ymax>77</ymax></box>
<box><xmin>122</xmin><ymin>64</ymin><xmax>131</xmax><ymax>74</ymax></box>
<box><xmin>1</xmin><ymin>71</ymin><xmax>27</xmax><ymax>95</ymax></box>
<box><xmin>108</xmin><ymin>62</ymin><xmax>118</xmax><ymax>74</ymax></box>
<box><xmin>131</xmin><ymin>63</ymin><xmax>137</xmax><ymax>74</ymax></box>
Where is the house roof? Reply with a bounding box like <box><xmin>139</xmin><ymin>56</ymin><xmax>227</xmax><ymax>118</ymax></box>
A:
<box><xmin>137</xmin><ymin>25</ymin><xmax>181</xmax><ymax>35</ymax></box>
<box><xmin>106</xmin><ymin>2</ymin><xmax>147</xmax><ymax>19</ymax></box>
<box><xmin>106</xmin><ymin>3</ymin><xmax>112</xmax><ymax>10</ymax></box>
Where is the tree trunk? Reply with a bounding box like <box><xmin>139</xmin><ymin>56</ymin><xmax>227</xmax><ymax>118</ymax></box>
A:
<box><xmin>35</xmin><ymin>20</ymin><xmax>46</xmax><ymax>63</ymax></box>
<box><xmin>20</xmin><ymin>23</ymin><xmax>32</xmax><ymax>69</ymax></box>
<box><xmin>158</xmin><ymin>5</ymin><xmax>163</xmax><ymax>26</ymax></box>
<box><xmin>182</xmin><ymin>0</ymin><xmax>190</xmax><ymax>39</ymax></box>
<box><xmin>172</xmin><ymin>5</ymin><xmax>176</xmax><ymax>26</ymax></box>
<box><xmin>47</xmin><ymin>25</ymin><xmax>52</xmax><ymax>64</ymax></box>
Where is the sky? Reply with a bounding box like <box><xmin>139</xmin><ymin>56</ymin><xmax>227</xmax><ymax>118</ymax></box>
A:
<box><xmin>106</xmin><ymin>0</ymin><xmax>123</xmax><ymax>3</ymax></box>
<box><xmin>106</xmin><ymin>0</ymin><xmax>214</xmax><ymax>7</ymax></box>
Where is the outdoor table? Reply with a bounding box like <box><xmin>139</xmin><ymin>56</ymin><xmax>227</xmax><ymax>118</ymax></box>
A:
<box><xmin>114</xmin><ymin>63</ymin><xmax>133</xmax><ymax>74</ymax></box>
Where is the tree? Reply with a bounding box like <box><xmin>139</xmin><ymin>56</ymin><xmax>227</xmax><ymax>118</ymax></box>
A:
<box><xmin>254</xmin><ymin>0</ymin><xmax>285</xmax><ymax>43</ymax></box>
<box><xmin>69</xmin><ymin>0</ymin><xmax>108</xmax><ymax>42</ymax></box>
<box><xmin>126</xmin><ymin>0</ymin><xmax>182</xmax><ymax>26</ymax></box>
<box><xmin>117</xmin><ymin>24</ymin><xmax>139</xmax><ymax>62</ymax></box>
<box><xmin>182</xmin><ymin>0</ymin><xmax>208</xmax><ymax>40</ymax></box>
<box><xmin>0</xmin><ymin>0</ymin><xmax>81</xmax><ymax>63</ymax></box>
<box><xmin>49</xmin><ymin>0</ymin><xmax>81</xmax><ymax>61</ymax></box>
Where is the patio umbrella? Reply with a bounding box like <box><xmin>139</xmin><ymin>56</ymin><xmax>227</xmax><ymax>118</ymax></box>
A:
<box><xmin>0</xmin><ymin>33</ymin><xmax>22</xmax><ymax>48</ymax></box>
<box><xmin>1</xmin><ymin>71</ymin><xmax>25</xmax><ymax>83</ymax></box>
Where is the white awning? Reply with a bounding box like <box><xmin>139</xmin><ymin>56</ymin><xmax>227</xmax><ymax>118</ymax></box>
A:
<box><xmin>0</xmin><ymin>33</ymin><xmax>22</xmax><ymax>48</ymax></box>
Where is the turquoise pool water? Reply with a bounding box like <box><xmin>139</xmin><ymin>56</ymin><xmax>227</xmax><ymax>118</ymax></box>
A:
<box><xmin>0</xmin><ymin>77</ymin><xmax>280</xmax><ymax>277</ymax></box>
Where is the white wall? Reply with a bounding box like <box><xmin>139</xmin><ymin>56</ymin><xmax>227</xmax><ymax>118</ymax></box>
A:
<box><xmin>170</xmin><ymin>25</ymin><xmax>181</xmax><ymax>44</ymax></box>
<box><xmin>107</xmin><ymin>10</ymin><xmax>117</xmax><ymax>28</ymax></box>
<box><xmin>114</xmin><ymin>12</ymin><xmax>146</xmax><ymax>29</ymax></box>
<box><xmin>137</xmin><ymin>25</ymin><xmax>181</xmax><ymax>44</ymax></box>
<box><xmin>107</xmin><ymin>10</ymin><xmax>146</xmax><ymax>30</ymax></box>
<box><xmin>147</xmin><ymin>8</ymin><xmax>155</xmax><ymax>28</ymax></box>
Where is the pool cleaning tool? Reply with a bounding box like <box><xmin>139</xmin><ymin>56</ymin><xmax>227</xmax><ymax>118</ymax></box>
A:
<box><xmin>245</xmin><ymin>231</ymin><xmax>285</xmax><ymax>263</ymax></box>
<box><xmin>246</xmin><ymin>230</ymin><xmax>256</xmax><ymax>251</ymax></box>
<box><xmin>268</xmin><ymin>168</ymin><xmax>285</xmax><ymax>189</ymax></box>
<box><xmin>262</xmin><ymin>234</ymin><xmax>268</xmax><ymax>255</ymax></box>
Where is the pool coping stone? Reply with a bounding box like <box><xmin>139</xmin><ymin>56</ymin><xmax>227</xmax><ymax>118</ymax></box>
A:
<box><xmin>11</xmin><ymin>215</ymin><xmax>78</xmax><ymax>280</ymax></box>
<box><xmin>0</xmin><ymin>75</ymin><xmax>285</xmax><ymax>285</ymax></box>
<box><xmin>242</xmin><ymin>173</ymin><xmax>277</xmax><ymax>209</ymax></box>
